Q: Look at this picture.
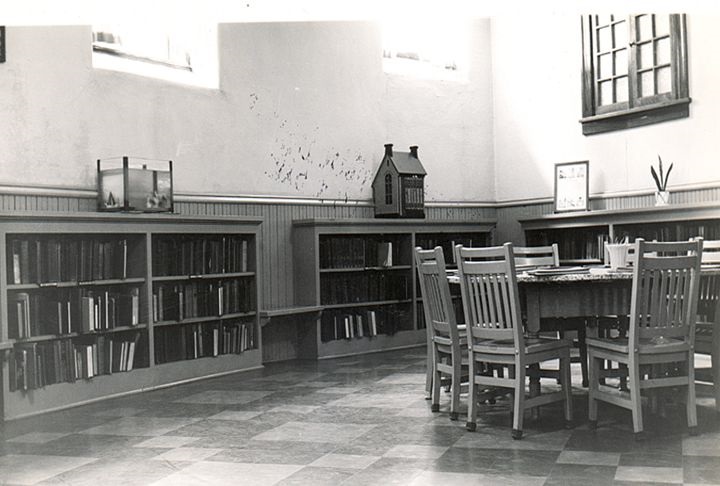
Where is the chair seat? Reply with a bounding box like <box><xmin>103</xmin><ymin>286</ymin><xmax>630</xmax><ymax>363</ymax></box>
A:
<box><xmin>586</xmin><ymin>336</ymin><xmax>690</xmax><ymax>354</ymax></box>
<box><xmin>471</xmin><ymin>336</ymin><xmax>570</xmax><ymax>355</ymax></box>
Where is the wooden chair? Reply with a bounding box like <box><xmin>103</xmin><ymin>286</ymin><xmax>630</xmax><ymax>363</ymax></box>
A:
<box><xmin>455</xmin><ymin>243</ymin><xmax>573</xmax><ymax>439</ymax></box>
<box><xmin>587</xmin><ymin>238</ymin><xmax>703</xmax><ymax>438</ymax></box>
<box><xmin>694</xmin><ymin>239</ymin><xmax>720</xmax><ymax>411</ymax></box>
<box><xmin>513</xmin><ymin>244</ymin><xmax>559</xmax><ymax>269</ymax></box>
<box><xmin>415</xmin><ymin>246</ymin><xmax>466</xmax><ymax>420</ymax></box>
<box><xmin>515</xmin><ymin>244</ymin><xmax>589</xmax><ymax>387</ymax></box>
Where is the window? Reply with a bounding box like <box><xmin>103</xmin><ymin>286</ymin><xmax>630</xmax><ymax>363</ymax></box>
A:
<box><xmin>385</xmin><ymin>174</ymin><xmax>393</xmax><ymax>205</ymax></box>
<box><xmin>580</xmin><ymin>14</ymin><xmax>689</xmax><ymax>135</ymax></box>
<box><xmin>382</xmin><ymin>16</ymin><xmax>468</xmax><ymax>81</ymax></box>
<box><xmin>93</xmin><ymin>27</ymin><xmax>192</xmax><ymax>71</ymax></box>
<box><xmin>92</xmin><ymin>23</ymin><xmax>218</xmax><ymax>89</ymax></box>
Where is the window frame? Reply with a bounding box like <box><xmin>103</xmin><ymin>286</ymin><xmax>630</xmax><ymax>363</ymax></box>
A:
<box><xmin>384</xmin><ymin>174</ymin><xmax>393</xmax><ymax>205</ymax></box>
<box><xmin>580</xmin><ymin>14</ymin><xmax>690</xmax><ymax>135</ymax></box>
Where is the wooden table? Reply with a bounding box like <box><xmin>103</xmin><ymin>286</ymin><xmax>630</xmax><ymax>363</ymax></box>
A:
<box><xmin>518</xmin><ymin>267</ymin><xmax>633</xmax><ymax>334</ymax></box>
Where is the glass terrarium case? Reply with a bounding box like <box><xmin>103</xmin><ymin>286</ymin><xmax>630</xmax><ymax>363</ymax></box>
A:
<box><xmin>97</xmin><ymin>156</ymin><xmax>174</xmax><ymax>212</ymax></box>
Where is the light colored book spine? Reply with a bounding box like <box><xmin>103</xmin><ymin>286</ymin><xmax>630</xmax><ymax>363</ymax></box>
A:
<box><xmin>127</xmin><ymin>340</ymin><xmax>136</xmax><ymax>371</ymax></box>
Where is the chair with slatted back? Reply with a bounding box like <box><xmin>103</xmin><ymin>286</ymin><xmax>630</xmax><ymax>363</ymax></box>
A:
<box><xmin>513</xmin><ymin>244</ymin><xmax>559</xmax><ymax>269</ymax></box>
<box><xmin>515</xmin><ymin>244</ymin><xmax>589</xmax><ymax>387</ymax></box>
<box><xmin>587</xmin><ymin>238</ymin><xmax>703</xmax><ymax>438</ymax></box>
<box><xmin>694</xmin><ymin>239</ymin><xmax>720</xmax><ymax>411</ymax></box>
<box><xmin>415</xmin><ymin>246</ymin><xmax>466</xmax><ymax>420</ymax></box>
<box><xmin>455</xmin><ymin>243</ymin><xmax>573</xmax><ymax>439</ymax></box>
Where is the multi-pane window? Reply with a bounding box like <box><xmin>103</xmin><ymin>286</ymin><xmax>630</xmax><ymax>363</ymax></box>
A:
<box><xmin>385</xmin><ymin>174</ymin><xmax>393</xmax><ymax>205</ymax></box>
<box><xmin>580</xmin><ymin>14</ymin><xmax>689</xmax><ymax>135</ymax></box>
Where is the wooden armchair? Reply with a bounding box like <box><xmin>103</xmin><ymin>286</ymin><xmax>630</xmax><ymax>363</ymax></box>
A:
<box><xmin>415</xmin><ymin>246</ymin><xmax>466</xmax><ymax>420</ymax></box>
<box><xmin>455</xmin><ymin>243</ymin><xmax>573</xmax><ymax>439</ymax></box>
<box><xmin>694</xmin><ymin>239</ymin><xmax>720</xmax><ymax>411</ymax></box>
<box><xmin>587</xmin><ymin>239</ymin><xmax>703</xmax><ymax>438</ymax></box>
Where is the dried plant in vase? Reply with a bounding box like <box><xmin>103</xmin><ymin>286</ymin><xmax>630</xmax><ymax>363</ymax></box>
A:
<box><xmin>650</xmin><ymin>155</ymin><xmax>673</xmax><ymax>206</ymax></box>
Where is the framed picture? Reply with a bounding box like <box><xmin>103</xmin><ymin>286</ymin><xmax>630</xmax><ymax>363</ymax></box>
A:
<box><xmin>554</xmin><ymin>160</ymin><xmax>589</xmax><ymax>212</ymax></box>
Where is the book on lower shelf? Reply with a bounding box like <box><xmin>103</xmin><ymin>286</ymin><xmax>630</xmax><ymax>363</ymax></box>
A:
<box><xmin>8</xmin><ymin>331</ymin><xmax>146</xmax><ymax>392</ymax></box>
<box><xmin>154</xmin><ymin>319</ymin><xmax>255</xmax><ymax>364</ymax></box>
<box><xmin>320</xmin><ymin>304</ymin><xmax>412</xmax><ymax>342</ymax></box>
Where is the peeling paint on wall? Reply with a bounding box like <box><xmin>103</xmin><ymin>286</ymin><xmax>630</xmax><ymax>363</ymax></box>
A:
<box><xmin>262</xmin><ymin>111</ymin><xmax>374</xmax><ymax>198</ymax></box>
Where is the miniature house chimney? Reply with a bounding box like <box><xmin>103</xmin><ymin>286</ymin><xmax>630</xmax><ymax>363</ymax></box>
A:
<box><xmin>384</xmin><ymin>144</ymin><xmax>393</xmax><ymax>157</ymax></box>
<box><xmin>409</xmin><ymin>146</ymin><xmax>418</xmax><ymax>158</ymax></box>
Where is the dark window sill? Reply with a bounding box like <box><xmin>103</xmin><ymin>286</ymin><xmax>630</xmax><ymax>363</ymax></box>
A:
<box><xmin>580</xmin><ymin>98</ymin><xmax>691</xmax><ymax>135</ymax></box>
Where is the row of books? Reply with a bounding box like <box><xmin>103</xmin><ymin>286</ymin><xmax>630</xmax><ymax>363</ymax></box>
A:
<box><xmin>320</xmin><ymin>272</ymin><xmax>411</xmax><ymax>305</ymax></box>
<box><xmin>8</xmin><ymin>237</ymin><xmax>135</xmax><ymax>285</ymax></box>
<box><xmin>152</xmin><ymin>279</ymin><xmax>254</xmax><ymax>322</ymax></box>
<box><xmin>527</xmin><ymin>222</ymin><xmax>720</xmax><ymax>261</ymax></box>
<box><xmin>152</xmin><ymin>235</ymin><xmax>249</xmax><ymax>276</ymax></box>
<box><xmin>527</xmin><ymin>230</ymin><xmax>610</xmax><ymax>261</ymax></box>
<box><xmin>618</xmin><ymin>222</ymin><xmax>720</xmax><ymax>245</ymax></box>
<box><xmin>154</xmin><ymin>320</ymin><xmax>255</xmax><ymax>364</ymax></box>
<box><xmin>10</xmin><ymin>333</ymin><xmax>144</xmax><ymax>391</ymax></box>
<box><xmin>319</xmin><ymin>237</ymin><xmax>404</xmax><ymax>269</ymax></box>
<box><xmin>9</xmin><ymin>288</ymin><xmax>141</xmax><ymax>339</ymax></box>
<box><xmin>320</xmin><ymin>305</ymin><xmax>412</xmax><ymax>342</ymax></box>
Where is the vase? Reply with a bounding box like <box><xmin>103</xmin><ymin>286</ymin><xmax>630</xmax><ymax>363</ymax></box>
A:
<box><xmin>655</xmin><ymin>190</ymin><xmax>670</xmax><ymax>206</ymax></box>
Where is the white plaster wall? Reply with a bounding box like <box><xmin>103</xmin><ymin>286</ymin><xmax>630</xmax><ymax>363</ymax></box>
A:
<box><xmin>491</xmin><ymin>13</ymin><xmax>720</xmax><ymax>202</ymax></box>
<box><xmin>0</xmin><ymin>20</ymin><xmax>494</xmax><ymax>202</ymax></box>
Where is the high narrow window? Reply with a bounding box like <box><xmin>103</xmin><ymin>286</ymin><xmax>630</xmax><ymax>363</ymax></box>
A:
<box><xmin>382</xmin><ymin>16</ymin><xmax>468</xmax><ymax>81</ymax></box>
<box><xmin>580</xmin><ymin>14</ymin><xmax>689</xmax><ymax>135</ymax></box>
<box><xmin>385</xmin><ymin>174</ymin><xmax>393</xmax><ymax>205</ymax></box>
<box><xmin>92</xmin><ymin>23</ymin><xmax>218</xmax><ymax>89</ymax></box>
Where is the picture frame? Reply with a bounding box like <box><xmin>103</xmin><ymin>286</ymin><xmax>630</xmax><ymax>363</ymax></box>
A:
<box><xmin>1</xmin><ymin>26</ymin><xmax>6</xmax><ymax>63</ymax></box>
<box><xmin>554</xmin><ymin>160</ymin><xmax>589</xmax><ymax>212</ymax></box>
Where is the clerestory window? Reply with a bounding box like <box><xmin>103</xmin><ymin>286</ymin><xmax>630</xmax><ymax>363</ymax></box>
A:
<box><xmin>92</xmin><ymin>23</ymin><xmax>218</xmax><ymax>89</ymax></box>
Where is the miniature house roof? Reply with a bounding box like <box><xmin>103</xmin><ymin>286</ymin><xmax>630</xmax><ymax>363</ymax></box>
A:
<box><xmin>376</xmin><ymin>144</ymin><xmax>427</xmax><ymax>178</ymax></box>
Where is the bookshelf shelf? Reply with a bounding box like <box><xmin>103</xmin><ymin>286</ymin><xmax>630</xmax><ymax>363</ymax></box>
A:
<box><xmin>7</xmin><ymin>277</ymin><xmax>147</xmax><ymax>290</ymax></box>
<box><xmin>7</xmin><ymin>324</ymin><xmax>150</xmax><ymax>344</ymax></box>
<box><xmin>319</xmin><ymin>265</ymin><xmax>412</xmax><ymax>274</ymax></box>
<box><xmin>153</xmin><ymin>311</ymin><xmax>258</xmax><ymax>328</ymax></box>
<box><xmin>520</xmin><ymin>202</ymin><xmax>720</xmax><ymax>263</ymax></box>
<box><xmin>292</xmin><ymin>218</ymin><xmax>495</xmax><ymax>359</ymax></box>
<box><xmin>323</xmin><ymin>299</ymin><xmax>413</xmax><ymax>310</ymax></box>
<box><xmin>152</xmin><ymin>272</ymin><xmax>255</xmax><ymax>282</ymax></box>
<box><xmin>0</xmin><ymin>212</ymin><xmax>263</xmax><ymax>421</ymax></box>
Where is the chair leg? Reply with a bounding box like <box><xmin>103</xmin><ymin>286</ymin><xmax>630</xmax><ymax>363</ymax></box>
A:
<box><xmin>431</xmin><ymin>366</ymin><xmax>441</xmax><ymax>413</ymax></box>
<box><xmin>512</xmin><ymin>364</ymin><xmax>526</xmax><ymax>439</ymax></box>
<box><xmin>560</xmin><ymin>352</ymin><xmax>573</xmax><ymax>424</ymax></box>
<box><xmin>588</xmin><ymin>347</ymin><xmax>599</xmax><ymax>428</ymax></box>
<box><xmin>450</xmin><ymin>358</ymin><xmax>461</xmax><ymax>421</ymax></box>
<box><xmin>629</xmin><ymin>358</ymin><xmax>643</xmax><ymax>435</ymax></box>
<box><xmin>425</xmin><ymin>343</ymin><xmax>433</xmax><ymax>400</ymax></box>
<box><xmin>687</xmin><ymin>354</ymin><xmax>698</xmax><ymax>430</ymax></box>
<box><xmin>713</xmin><ymin>326</ymin><xmax>720</xmax><ymax>413</ymax></box>
<box><xmin>466</xmin><ymin>359</ymin><xmax>477</xmax><ymax>431</ymax></box>
<box><xmin>578</xmin><ymin>326</ymin><xmax>589</xmax><ymax>388</ymax></box>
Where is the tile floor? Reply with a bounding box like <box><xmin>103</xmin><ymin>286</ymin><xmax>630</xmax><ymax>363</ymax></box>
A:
<box><xmin>1</xmin><ymin>348</ymin><xmax>719</xmax><ymax>485</ymax></box>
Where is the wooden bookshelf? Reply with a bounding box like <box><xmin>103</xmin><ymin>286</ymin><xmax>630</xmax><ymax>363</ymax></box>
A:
<box><xmin>292</xmin><ymin>218</ymin><xmax>495</xmax><ymax>359</ymax></box>
<box><xmin>0</xmin><ymin>212</ymin><xmax>262</xmax><ymax>421</ymax></box>
<box><xmin>520</xmin><ymin>202</ymin><xmax>720</xmax><ymax>264</ymax></box>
